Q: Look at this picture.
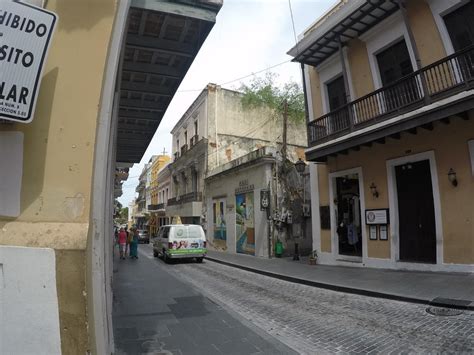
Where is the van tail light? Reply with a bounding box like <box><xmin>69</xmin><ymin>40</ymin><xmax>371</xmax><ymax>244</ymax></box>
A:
<box><xmin>168</xmin><ymin>242</ymin><xmax>173</xmax><ymax>249</ymax></box>
<box><xmin>203</xmin><ymin>241</ymin><xmax>207</xmax><ymax>248</ymax></box>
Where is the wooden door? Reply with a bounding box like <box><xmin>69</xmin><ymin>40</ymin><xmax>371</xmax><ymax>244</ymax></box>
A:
<box><xmin>395</xmin><ymin>160</ymin><xmax>436</xmax><ymax>263</ymax></box>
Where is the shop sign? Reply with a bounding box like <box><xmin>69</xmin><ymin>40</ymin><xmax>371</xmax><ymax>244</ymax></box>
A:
<box><xmin>0</xmin><ymin>1</ymin><xmax>57</xmax><ymax>123</ymax></box>
<box><xmin>235</xmin><ymin>179</ymin><xmax>254</xmax><ymax>195</ymax></box>
<box><xmin>365</xmin><ymin>209</ymin><xmax>389</xmax><ymax>225</ymax></box>
<box><xmin>260</xmin><ymin>189</ymin><xmax>269</xmax><ymax>210</ymax></box>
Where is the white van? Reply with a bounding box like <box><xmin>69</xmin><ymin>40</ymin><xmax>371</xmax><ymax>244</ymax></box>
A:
<box><xmin>153</xmin><ymin>224</ymin><xmax>207</xmax><ymax>263</ymax></box>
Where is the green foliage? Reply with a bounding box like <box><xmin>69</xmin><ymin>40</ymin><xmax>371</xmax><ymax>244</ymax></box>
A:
<box><xmin>114</xmin><ymin>206</ymin><xmax>129</xmax><ymax>225</ymax></box>
<box><xmin>239</xmin><ymin>72</ymin><xmax>306</xmax><ymax>123</ymax></box>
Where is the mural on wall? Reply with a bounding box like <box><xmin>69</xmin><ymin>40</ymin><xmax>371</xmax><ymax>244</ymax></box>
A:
<box><xmin>212</xmin><ymin>199</ymin><xmax>227</xmax><ymax>250</ymax></box>
<box><xmin>235</xmin><ymin>192</ymin><xmax>255</xmax><ymax>255</ymax></box>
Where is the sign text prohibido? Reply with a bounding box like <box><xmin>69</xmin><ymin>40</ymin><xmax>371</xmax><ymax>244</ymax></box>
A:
<box><xmin>0</xmin><ymin>1</ymin><xmax>57</xmax><ymax>123</ymax></box>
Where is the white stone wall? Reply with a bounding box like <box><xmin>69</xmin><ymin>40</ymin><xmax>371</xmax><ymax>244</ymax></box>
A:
<box><xmin>0</xmin><ymin>246</ymin><xmax>61</xmax><ymax>354</ymax></box>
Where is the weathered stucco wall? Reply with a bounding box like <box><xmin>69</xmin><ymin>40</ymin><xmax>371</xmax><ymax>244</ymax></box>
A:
<box><xmin>0</xmin><ymin>0</ymin><xmax>117</xmax><ymax>353</ymax></box>
<box><xmin>323</xmin><ymin>115</ymin><xmax>474</xmax><ymax>264</ymax></box>
<box><xmin>206</xmin><ymin>86</ymin><xmax>307</xmax><ymax>171</ymax></box>
<box><xmin>206</xmin><ymin>161</ymin><xmax>272</xmax><ymax>258</ymax></box>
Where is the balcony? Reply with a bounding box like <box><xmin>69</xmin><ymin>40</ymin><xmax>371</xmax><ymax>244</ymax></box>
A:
<box><xmin>308</xmin><ymin>45</ymin><xmax>474</xmax><ymax>151</ymax></box>
<box><xmin>190</xmin><ymin>135</ymin><xmax>200</xmax><ymax>147</ymax></box>
<box><xmin>148</xmin><ymin>203</ymin><xmax>165</xmax><ymax>211</ymax></box>
<box><xmin>167</xmin><ymin>191</ymin><xmax>202</xmax><ymax>206</ymax></box>
<box><xmin>172</xmin><ymin>137</ymin><xmax>207</xmax><ymax>163</ymax></box>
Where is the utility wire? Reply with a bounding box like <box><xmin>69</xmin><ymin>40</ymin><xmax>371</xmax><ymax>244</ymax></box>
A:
<box><xmin>288</xmin><ymin>0</ymin><xmax>300</xmax><ymax>58</ymax></box>
<box><xmin>176</xmin><ymin>59</ymin><xmax>292</xmax><ymax>93</ymax></box>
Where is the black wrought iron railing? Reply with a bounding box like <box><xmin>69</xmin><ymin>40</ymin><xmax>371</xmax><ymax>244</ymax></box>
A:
<box><xmin>308</xmin><ymin>45</ymin><xmax>474</xmax><ymax>145</ymax></box>
<box><xmin>167</xmin><ymin>191</ymin><xmax>202</xmax><ymax>206</ymax></box>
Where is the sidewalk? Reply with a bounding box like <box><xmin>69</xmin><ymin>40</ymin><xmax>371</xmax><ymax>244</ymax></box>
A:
<box><xmin>205</xmin><ymin>250</ymin><xmax>474</xmax><ymax>310</ymax></box>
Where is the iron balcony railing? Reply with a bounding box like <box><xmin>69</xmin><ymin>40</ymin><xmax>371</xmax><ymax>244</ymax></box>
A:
<box><xmin>167</xmin><ymin>191</ymin><xmax>202</xmax><ymax>206</ymax></box>
<box><xmin>148</xmin><ymin>203</ymin><xmax>165</xmax><ymax>211</ymax></box>
<box><xmin>308</xmin><ymin>45</ymin><xmax>474</xmax><ymax>145</ymax></box>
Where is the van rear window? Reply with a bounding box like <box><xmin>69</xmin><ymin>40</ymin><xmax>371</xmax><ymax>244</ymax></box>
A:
<box><xmin>174</xmin><ymin>227</ymin><xmax>202</xmax><ymax>239</ymax></box>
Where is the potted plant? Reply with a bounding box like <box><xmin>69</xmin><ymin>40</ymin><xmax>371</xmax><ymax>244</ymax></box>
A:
<box><xmin>309</xmin><ymin>250</ymin><xmax>318</xmax><ymax>265</ymax></box>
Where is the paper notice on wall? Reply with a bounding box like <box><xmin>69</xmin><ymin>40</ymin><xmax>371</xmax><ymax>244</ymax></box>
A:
<box><xmin>0</xmin><ymin>131</ymin><xmax>23</xmax><ymax>217</ymax></box>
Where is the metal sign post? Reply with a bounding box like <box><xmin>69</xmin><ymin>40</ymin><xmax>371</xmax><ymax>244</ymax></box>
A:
<box><xmin>0</xmin><ymin>1</ymin><xmax>57</xmax><ymax>123</ymax></box>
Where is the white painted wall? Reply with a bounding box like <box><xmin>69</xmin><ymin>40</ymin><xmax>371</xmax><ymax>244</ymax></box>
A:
<box><xmin>0</xmin><ymin>246</ymin><xmax>61</xmax><ymax>354</ymax></box>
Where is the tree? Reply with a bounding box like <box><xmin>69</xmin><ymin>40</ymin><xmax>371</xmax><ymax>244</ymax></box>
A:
<box><xmin>114</xmin><ymin>206</ymin><xmax>129</xmax><ymax>225</ymax></box>
<box><xmin>239</xmin><ymin>72</ymin><xmax>305</xmax><ymax>123</ymax></box>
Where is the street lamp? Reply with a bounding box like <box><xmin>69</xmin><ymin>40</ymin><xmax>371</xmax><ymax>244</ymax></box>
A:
<box><xmin>295</xmin><ymin>158</ymin><xmax>306</xmax><ymax>174</ymax></box>
<box><xmin>294</xmin><ymin>159</ymin><xmax>307</xmax><ymax>261</ymax></box>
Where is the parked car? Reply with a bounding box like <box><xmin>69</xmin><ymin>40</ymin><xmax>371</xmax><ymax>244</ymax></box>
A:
<box><xmin>137</xmin><ymin>229</ymin><xmax>149</xmax><ymax>244</ymax></box>
<box><xmin>152</xmin><ymin>224</ymin><xmax>207</xmax><ymax>263</ymax></box>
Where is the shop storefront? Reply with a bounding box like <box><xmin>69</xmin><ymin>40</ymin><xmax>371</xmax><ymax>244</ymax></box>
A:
<box><xmin>205</xmin><ymin>154</ymin><xmax>274</xmax><ymax>257</ymax></box>
<box><xmin>311</xmin><ymin>115</ymin><xmax>474</xmax><ymax>272</ymax></box>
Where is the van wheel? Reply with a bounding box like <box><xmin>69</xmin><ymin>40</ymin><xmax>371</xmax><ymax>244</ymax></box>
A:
<box><xmin>163</xmin><ymin>251</ymin><xmax>170</xmax><ymax>264</ymax></box>
<box><xmin>196</xmin><ymin>257</ymin><xmax>203</xmax><ymax>263</ymax></box>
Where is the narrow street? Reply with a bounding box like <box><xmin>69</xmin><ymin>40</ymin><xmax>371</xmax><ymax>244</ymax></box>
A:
<box><xmin>113</xmin><ymin>244</ymin><xmax>474</xmax><ymax>355</ymax></box>
<box><xmin>112</xmin><ymin>244</ymin><xmax>297</xmax><ymax>355</ymax></box>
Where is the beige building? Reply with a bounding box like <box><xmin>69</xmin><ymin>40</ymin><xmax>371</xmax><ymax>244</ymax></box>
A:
<box><xmin>288</xmin><ymin>0</ymin><xmax>474</xmax><ymax>272</ymax></box>
<box><xmin>165</xmin><ymin>83</ymin><xmax>307</xmax><ymax>224</ymax></box>
<box><xmin>0</xmin><ymin>1</ymin><xmax>221</xmax><ymax>354</ymax></box>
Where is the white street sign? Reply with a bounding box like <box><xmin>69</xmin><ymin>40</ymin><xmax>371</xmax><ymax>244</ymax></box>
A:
<box><xmin>0</xmin><ymin>1</ymin><xmax>57</xmax><ymax>123</ymax></box>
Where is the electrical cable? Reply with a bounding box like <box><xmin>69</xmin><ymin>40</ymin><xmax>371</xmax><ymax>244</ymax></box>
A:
<box><xmin>176</xmin><ymin>59</ymin><xmax>292</xmax><ymax>93</ymax></box>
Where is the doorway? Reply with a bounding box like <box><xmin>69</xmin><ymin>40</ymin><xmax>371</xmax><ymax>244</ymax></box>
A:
<box><xmin>333</xmin><ymin>174</ymin><xmax>363</xmax><ymax>258</ymax></box>
<box><xmin>395</xmin><ymin>160</ymin><xmax>436</xmax><ymax>263</ymax></box>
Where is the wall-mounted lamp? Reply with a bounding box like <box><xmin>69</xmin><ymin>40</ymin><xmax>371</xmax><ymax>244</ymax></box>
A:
<box><xmin>370</xmin><ymin>183</ymin><xmax>379</xmax><ymax>198</ymax></box>
<box><xmin>448</xmin><ymin>168</ymin><xmax>458</xmax><ymax>187</ymax></box>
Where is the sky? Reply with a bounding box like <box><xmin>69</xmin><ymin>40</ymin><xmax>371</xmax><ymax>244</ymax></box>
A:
<box><xmin>119</xmin><ymin>0</ymin><xmax>336</xmax><ymax>207</ymax></box>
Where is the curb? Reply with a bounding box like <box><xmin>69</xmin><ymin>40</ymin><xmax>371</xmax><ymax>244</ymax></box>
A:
<box><xmin>205</xmin><ymin>256</ymin><xmax>474</xmax><ymax>311</ymax></box>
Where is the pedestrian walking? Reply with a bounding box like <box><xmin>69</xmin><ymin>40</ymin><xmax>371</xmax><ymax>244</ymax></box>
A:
<box><xmin>129</xmin><ymin>229</ymin><xmax>139</xmax><ymax>259</ymax></box>
<box><xmin>118</xmin><ymin>228</ymin><xmax>127</xmax><ymax>260</ymax></box>
<box><xmin>126</xmin><ymin>227</ymin><xmax>132</xmax><ymax>256</ymax></box>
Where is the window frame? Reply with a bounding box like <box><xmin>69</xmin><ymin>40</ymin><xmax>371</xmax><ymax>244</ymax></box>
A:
<box><xmin>360</xmin><ymin>12</ymin><xmax>417</xmax><ymax>90</ymax></box>
<box><xmin>427</xmin><ymin>0</ymin><xmax>467</xmax><ymax>56</ymax></box>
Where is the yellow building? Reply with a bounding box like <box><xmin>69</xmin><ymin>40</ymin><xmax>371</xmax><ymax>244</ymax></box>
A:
<box><xmin>0</xmin><ymin>0</ymin><xmax>221</xmax><ymax>354</ymax></box>
<box><xmin>148</xmin><ymin>154</ymin><xmax>170</xmax><ymax>236</ymax></box>
<box><xmin>288</xmin><ymin>0</ymin><xmax>473</xmax><ymax>272</ymax></box>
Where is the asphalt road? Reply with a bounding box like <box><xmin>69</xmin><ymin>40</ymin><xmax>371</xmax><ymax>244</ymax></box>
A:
<box><xmin>113</xmin><ymin>244</ymin><xmax>474</xmax><ymax>354</ymax></box>
<box><xmin>112</xmin><ymin>243</ymin><xmax>297</xmax><ymax>355</ymax></box>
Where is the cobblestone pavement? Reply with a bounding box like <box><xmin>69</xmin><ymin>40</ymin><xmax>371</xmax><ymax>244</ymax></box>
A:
<box><xmin>147</xmin><ymin>250</ymin><xmax>474</xmax><ymax>355</ymax></box>
<box><xmin>113</xmin><ymin>245</ymin><xmax>297</xmax><ymax>355</ymax></box>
